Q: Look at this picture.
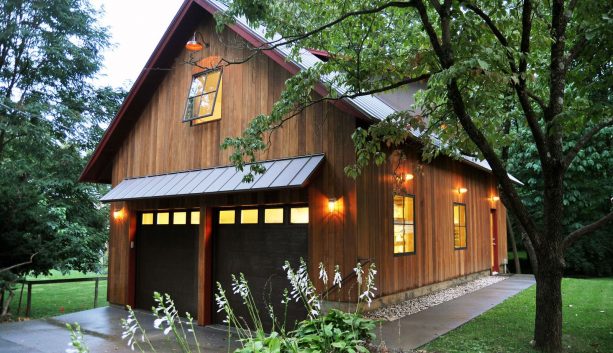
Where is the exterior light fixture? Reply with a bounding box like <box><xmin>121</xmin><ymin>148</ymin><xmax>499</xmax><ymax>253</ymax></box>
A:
<box><xmin>185</xmin><ymin>31</ymin><xmax>209</xmax><ymax>52</ymax></box>
<box><xmin>113</xmin><ymin>208</ymin><xmax>126</xmax><ymax>221</ymax></box>
<box><xmin>328</xmin><ymin>198</ymin><xmax>337</xmax><ymax>213</ymax></box>
<box><xmin>490</xmin><ymin>196</ymin><xmax>500</xmax><ymax>202</ymax></box>
<box><xmin>405</xmin><ymin>173</ymin><xmax>414</xmax><ymax>181</ymax></box>
<box><xmin>457</xmin><ymin>187</ymin><xmax>468</xmax><ymax>194</ymax></box>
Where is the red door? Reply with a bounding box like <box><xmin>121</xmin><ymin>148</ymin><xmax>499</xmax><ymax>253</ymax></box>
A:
<box><xmin>490</xmin><ymin>209</ymin><xmax>499</xmax><ymax>273</ymax></box>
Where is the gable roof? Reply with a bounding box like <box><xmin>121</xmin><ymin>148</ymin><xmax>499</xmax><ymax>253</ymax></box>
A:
<box><xmin>81</xmin><ymin>0</ymin><xmax>521</xmax><ymax>185</ymax></box>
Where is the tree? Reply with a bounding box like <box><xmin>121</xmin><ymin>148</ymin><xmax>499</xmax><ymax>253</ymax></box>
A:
<box><xmin>215</xmin><ymin>0</ymin><xmax>613</xmax><ymax>351</ymax></box>
<box><xmin>0</xmin><ymin>0</ymin><xmax>124</xmax><ymax>318</ymax></box>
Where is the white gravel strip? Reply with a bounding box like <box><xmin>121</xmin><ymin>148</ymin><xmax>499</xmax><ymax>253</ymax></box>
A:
<box><xmin>366</xmin><ymin>275</ymin><xmax>508</xmax><ymax>321</ymax></box>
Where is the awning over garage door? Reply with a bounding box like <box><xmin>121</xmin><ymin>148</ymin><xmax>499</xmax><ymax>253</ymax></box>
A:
<box><xmin>100</xmin><ymin>154</ymin><xmax>324</xmax><ymax>202</ymax></box>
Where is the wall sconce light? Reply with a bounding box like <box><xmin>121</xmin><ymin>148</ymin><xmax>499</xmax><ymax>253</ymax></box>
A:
<box><xmin>113</xmin><ymin>208</ymin><xmax>126</xmax><ymax>221</ymax></box>
<box><xmin>185</xmin><ymin>31</ymin><xmax>210</xmax><ymax>52</ymax></box>
<box><xmin>457</xmin><ymin>187</ymin><xmax>468</xmax><ymax>194</ymax></box>
<box><xmin>490</xmin><ymin>196</ymin><xmax>500</xmax><ymax>202</ymax></box>
<box><xmin>328</xmin><ymin>198</ymin><xmax>337</xmax><ymax>213</ymax></box>
<box><xmin>405</xmin><ymin>173</ymin><xmax>414</xmax><ymax>181</ymax></box>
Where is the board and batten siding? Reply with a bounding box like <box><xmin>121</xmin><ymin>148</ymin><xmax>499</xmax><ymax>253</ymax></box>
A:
<box><xmin>105</xmin><ymin>14</ymin><xmax>507</xmax><ymax>312</ymax></box>
<box><xmin>107</xmin><ymin>16</ymin><xmax>361</xmax><ymax>306</ymax></box>
<box><xmin>355</xmin><ymin>149</ymin><xmax>507</xmax><ymax>298</ymax></box>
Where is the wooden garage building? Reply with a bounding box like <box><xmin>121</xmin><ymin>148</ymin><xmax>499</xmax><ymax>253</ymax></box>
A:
<box><xmin>80</xmin><ymin>0</ymin><xmax>510</xmax><ymax>326</ymax></box>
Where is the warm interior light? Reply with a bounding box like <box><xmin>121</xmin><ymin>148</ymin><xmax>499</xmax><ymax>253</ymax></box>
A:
<box><xmin>458</xmin><ymin>187</ymin><xmax>468</xmax><ymax>194</ymax></box>
<box><xmin>113</xmin><ymin>208</ymin><xmax>125</xmax><ymax>221</ymax></box>
<box><xmin>405</xmin><ymin>173</ymin><xmax>414</xmax><ymax>181</ymax></box>
<box><xmin>328</xmin><ymin>198</ymin><xmax>337</xmax><ymax>213</ymax></box>
<box><xmin>185</xmin><ymin>32</ymin><xmax>204</xmax><ymax>51</ymax></box>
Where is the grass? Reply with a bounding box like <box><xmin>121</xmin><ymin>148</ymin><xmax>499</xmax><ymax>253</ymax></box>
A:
<box><xmin>5</xmin><ymin>270</ymin><xmax>108</xmax><ymax>320</ymax></box>
<box><xmin>422</xmin><ymin>278</ymin><xmax>613</xmax><ymax>353</ymax></box>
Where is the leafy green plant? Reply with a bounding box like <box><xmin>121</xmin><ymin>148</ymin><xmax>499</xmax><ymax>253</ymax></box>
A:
<box><xmin>66</xmin><ymin>323</ymin><xmax>89</xmax><ymax>353</ymax></box>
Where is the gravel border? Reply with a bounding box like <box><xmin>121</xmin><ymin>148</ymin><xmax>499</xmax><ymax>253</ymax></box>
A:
<box><xmin>366</xmin><ymin>275</ymin><xmax>508</xmax><ymax>321</ymax></box>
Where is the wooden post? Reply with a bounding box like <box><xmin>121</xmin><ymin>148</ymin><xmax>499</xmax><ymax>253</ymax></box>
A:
<box><xmin>94</xmin><ymin>277</ymin><xmax>99</xmax><ymax>308</ymax></box>
<box><xmin>16</xmin><ymin>282</ymin><xmax>25</xmax><ymax>316</ymax></box>
<box><xmin>25</xmin><ymin>283</ymin><xmax>32</xmax><ymax>318</ymax></box>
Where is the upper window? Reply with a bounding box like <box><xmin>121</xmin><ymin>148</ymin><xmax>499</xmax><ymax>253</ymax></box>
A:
<box><xmin>393</xmin><ymin>194</ymin><xmax>415</xmax><ymax>255</ymax></box>
<box><xmin>453</xmin><ymin>203</ymin><xmax>467</xmax><ymax>249</ymax></box>
<box><xmin>183</xmin><ymin>68</ymin><xmax>222</xmax><ymax>125</ymax></box>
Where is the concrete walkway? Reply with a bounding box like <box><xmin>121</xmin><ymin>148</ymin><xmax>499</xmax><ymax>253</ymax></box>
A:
<box><xmin>377</xmin><ymin>274</ymin><xmax>536</xmax><ymax>351</ymax></box>
<box><xmin>0</xmin><ymin>306</ymin><xmax>235</xmax><ymax>353</ymax></box>
<box><xmin>0</xmin><ymin>275</ymin><xmax>535</xmax><ymax>353</ymax></box>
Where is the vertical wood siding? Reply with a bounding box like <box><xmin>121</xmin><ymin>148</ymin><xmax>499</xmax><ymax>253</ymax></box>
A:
<box><xmin>105</xmin><ymin>15</ymin><xmax>508</xmax><ymax>310</ymax></box>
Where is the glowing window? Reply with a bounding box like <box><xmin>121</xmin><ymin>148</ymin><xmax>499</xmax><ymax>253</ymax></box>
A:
<box><xmin>183</xmin><ymin>69</ymin><xmax>222</xmax><ymax>125</ymax></box>
<box><xmin>190</xmin><ymin>211</ymin><xmax>200</xmax><ymax>224</ymax></box>
<box><xmin>219</xmin><ymin>210</ymin><xmax>235</xmax><ymax>224</ymax></box>
<box><xmin>264</xmin><ymin>208</ymin><xmax>284</xmax><ymax>224</ymax></box>
<box><xmin>142</xmin><ymin>213</ymin><xmax>154</xmax><ymax>225</ymax></box>
<box><xmin>290</xmin><ymin>207</ymin><xmax>309</xmax><ymax>224</ymax></box>
<box><xmin>241</xmin><ymin>209</ymin><xmax>259</xmax><ymax>224</ymax></box>
<box><xmin>453</xmin><ymin>203</ymin><xmax>467</xmax><ymax>249</ymax></box>
<box><xmin>173</xmin><ymin>212</ymin><xmax>187</xmax><ymax>225</ymax></box>
<box><xmin>393</xmin><ymin>195</ymin><xmax>415</xmax><ymax>254</ymax></box>
<box><xmin>157</xmin><ymin>212</ymin><xmax>170</xmax><ymax>225</ymax></box>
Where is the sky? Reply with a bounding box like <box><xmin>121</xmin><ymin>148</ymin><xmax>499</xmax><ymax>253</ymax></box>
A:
<box><xmin>91</xmin><ymin>0</ymin><xmax>185</xmax><ymax>89</ymax></box>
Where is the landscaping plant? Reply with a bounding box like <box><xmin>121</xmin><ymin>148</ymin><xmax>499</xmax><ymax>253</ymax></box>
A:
<box><xmin>66</xmin><ymin>260</ymin><xmax>378</xmax><ymax>353</ymax></box>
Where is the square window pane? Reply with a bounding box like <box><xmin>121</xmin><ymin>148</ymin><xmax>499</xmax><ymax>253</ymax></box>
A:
<box><xmin>189</xmin><ymin>75</ymin><xmax>205</xmax><ymax>97</ymax></box>
<box><xmin>460</xmin><ymin>226</ymin><xmax>467</xmax><ymax>247</ymax></box>
<box><xmin>219</xmin><ymin>210</ymin><xmax>235</xmax><ymax>224</ymax></box>
<box><xmin>290</xmin><ymin>207</ymin><xmax>309</xmax><ymax>224</ymax></box>
<box><xmin>173</xmin><ymin>212</ymin><xmax>187</xmax><ymax>225</ymax></box>
<box><xmin>393</xmin><ymin>195</ymin><xmax>404</xmax><ymax>222</ymax></box>
<box><xmin>241</xmin><ymin>209</ymin><xmax>258</xmax><ymax>224</ymax></box>
<box><xmin>157</xmin><ymin>212</ymin><xmax>169</xmax><ymax>225</ymax></box>
<box><xmin>142</xmin><ymin>213</ymin><xmax>154</xmax><ymax>225</ymax></box>
<box><xmin>198</xmin><ymin>92</ymin><xmax>215</xmax><ymax>117</ymax></box>
<box><xmin>265</xmin><ymin>208</ymin><xmax>284</xmax><ymax>224</ymax></box>
<box><xmin>204</xmin><ymin>71</ymin><xmax>221</xmax><ymax>93</ymax></box>
<box><xmin>404</xmin><ymin>196</ymin><xmax>414</xmax><ymax>223</ymax></box>
<box><xmin>191</xmin><ymin>96</ymin><xmax>202</xmax><ymax>118</ymax></box>
<box><xmin>190</xmin><ymin>211</ymin><xmax>200</xmax><ymax>225</ymax></box>
<box><xmin>404</xmin><ymin>224</ymin><xmax>415</xmax><ymax>253</ymax></box>
<box><xmin>393</xmin><ymin>225</ymin><xmax>405</xmax><ymax>254</ymax></box>
<box><xmin>454</xmin><ymin>226</ymin><xmax>461</xmax><ymax>247</ymax></box>
<box><xmin>184</xmin><ymin>98</ymin><xmax>195</xmax><ymax>121</ymax></box>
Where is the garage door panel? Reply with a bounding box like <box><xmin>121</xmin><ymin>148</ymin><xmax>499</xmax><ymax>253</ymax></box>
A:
<box><xmin>136</xmin><ymin>224</ymin><xmax>198</xmax><ymax>316</ymax></box>
<box><xmin>214</xmin><ymin>212</ymin><xmax>308</xmax><ymax>330</ymax></box>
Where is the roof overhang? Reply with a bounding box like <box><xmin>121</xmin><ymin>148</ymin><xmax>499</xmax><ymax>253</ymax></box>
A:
<box><xmin>100</xmin><ymin>154</ymin><xmax>324</xmax><ymax>202</ymax></box>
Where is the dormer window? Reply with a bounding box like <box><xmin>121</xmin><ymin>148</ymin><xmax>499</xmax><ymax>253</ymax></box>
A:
<box><xmin>183</xmin><ymin>68</ymin><xmax>222</xmax><ymax>125</ymax></box>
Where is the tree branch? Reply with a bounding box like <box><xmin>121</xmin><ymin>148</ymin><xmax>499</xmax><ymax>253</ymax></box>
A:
<box><xmin>0</xmin><ymin>253</ymin><xmax>38</xmax><ymax>274</ymax></box>
<box><xmin>563</xmin><ymin>119</ymin><xmax>613</xmax><ymax>170</ymax></box>
<box><xmin>562</xmin><ymin>210</ymin><xmax>613</xmax><ymax>252</ymax></box>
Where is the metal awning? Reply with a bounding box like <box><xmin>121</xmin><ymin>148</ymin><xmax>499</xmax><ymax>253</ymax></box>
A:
<box><xmin>100</xmin><ymin>154</ymin><xmax>324</xmax><ymax>202</ymax></box>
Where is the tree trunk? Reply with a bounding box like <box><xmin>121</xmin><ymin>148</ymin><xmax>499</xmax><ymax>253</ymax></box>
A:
<box><xmin>533</xmin><ymin>259</ymin><xmax>564</xmax><ymax>352</ymax></box>
<box><xmin>522</xmin><ymin>233</ymin><xmax>538</xmax><ymax>274</ymax></box>
<box><xmin>507</xmin><ymin>217</ymin><xmax>521</xmax><ymax>274</ymax></box>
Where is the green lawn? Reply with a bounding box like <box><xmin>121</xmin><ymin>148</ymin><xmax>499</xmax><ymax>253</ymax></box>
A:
<box><xmin>422</xmin><ymin>278</ymin><xmax>613</xmax><ymax>353</ymax></box>
<box><xmin>6</xmin><ymin>270</ymin><xmax>108</xmax><ymax>320</ymax></box>
<box><xmin>508</xmin><ymin>250</ymin><xmax>528</xmax><ymax>260</ymax></box>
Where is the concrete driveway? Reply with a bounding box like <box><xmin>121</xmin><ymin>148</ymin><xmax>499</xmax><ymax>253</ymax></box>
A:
<box><xmin>0</xmin><ymin>306</ymin><xmax>235</xmax><ymax>353</ymax></box>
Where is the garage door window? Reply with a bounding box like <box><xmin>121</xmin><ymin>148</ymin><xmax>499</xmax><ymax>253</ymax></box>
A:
<box><xmin>173</xmin><ymin>212</ymin><xmax>187</xmax><ymax>224</ymax></box>
<box><xmin>190</xmin><ymin>211</ymin><xmax>200</xmax><ymax>224</ymax></box>
<box><xmin>219</xmin><ymin>210</ymin><xmax>235</xmax><ymax>224</ymax></box>
<box><xmin>157</xmin><ymin>212</ymin><xmax>170</xmax><ymax>225</ymax></box>
<box><xmin>241</xmin><ymin>209</ymin><xmax>259</xmax><ymax>224</ymax></box>
<box><xmin>142</xmin><ymin>213</ymin><xmax>154</xmax><ymax>225</ymax></box>
<box><xmin>264</xmin><ymin>208</ymin><xmax>284</xmax><ymax>224</ymax></box>
<box><xmin>290</xmin><ymin>207</ymin><xmax>309</xmax><ymax>224</ymax></box>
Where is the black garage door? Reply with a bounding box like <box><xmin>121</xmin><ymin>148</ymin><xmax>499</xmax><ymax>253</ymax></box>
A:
<box><xmin>213</xmin><ymin>206</ymin><xmax>308</xmax><ymax>330</ymax></box>
<box><xmin>135</xmin><ymin>211</ymin><xmax>198</xmax><ymax>316</ymax></box>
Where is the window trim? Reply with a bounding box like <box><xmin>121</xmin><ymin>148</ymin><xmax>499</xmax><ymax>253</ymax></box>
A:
<box><xmin>393</xmin><ymin>193</ymin><xmax>416</xmax><ymax>256</ymax></box>
<box><xmin>453</xmin><ymin>202</ymin><xmax>468</xmax><ymax>250</ymax></box>
<box><xmin>182</xmin><ymin>67</ymin><xmax>223</xmax><ymax>124</ymax></box>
